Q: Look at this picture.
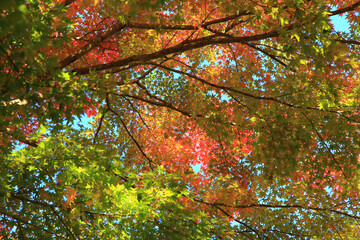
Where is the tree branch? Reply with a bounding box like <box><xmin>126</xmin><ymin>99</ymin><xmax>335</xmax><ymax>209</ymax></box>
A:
<box><xmin>0</xmin><ymin>129</ymin><xmax>38</xmax><ymax>147</ymax></box>
<box><xmin>105</xmin><ymin>94</ymin><xmax>156</xmax><ymax>169</ymax></box>
<box><xmin>193</xmin><ymin>198</ymin><xmax>360</xmax><ymax>220</ymax></box>
<box><xmin>330</xmin><ymin>0</ymin><xmax>360</xmax><ymax>15</ymax></box>
<box><xmin>71</xmin><ymin>29</ymin><xmax>282</xmax><ymax>75</ymax></box>
<box><xmin>301</xmin><ymin>112</ymin><xmax>348</xmax><ymax>178</ymax></box>
<box><xmin>0</xmin><ymin>210</ymin><xmax>65</xmax><ymax>239</ymax></box>
<box><xmin>59</xmin><ymin>22</ymin><xmax>125</xmax><ymax>69</ymax></box>
<box><xmin>93</xmin><ymin>110</ymin><xmax>107</xmax><ymax>144</ymax></box>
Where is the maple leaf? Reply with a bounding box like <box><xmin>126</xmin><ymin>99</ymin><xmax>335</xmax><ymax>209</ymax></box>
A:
<box><xmin>63</xmin><ymin>187</ymin><xmax>78</xmax><ymax>209</ymax></box>
<box><xmin>2</xmin><ymin>0</ymin><xmax>360</xmax><ymax>239</ymax></box>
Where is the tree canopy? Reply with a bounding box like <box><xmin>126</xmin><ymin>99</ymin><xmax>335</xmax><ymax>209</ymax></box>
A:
<box><xmin>1</xmin><ymin>0</ymin><xmax>360</xmax><ymax>239</ymax></box>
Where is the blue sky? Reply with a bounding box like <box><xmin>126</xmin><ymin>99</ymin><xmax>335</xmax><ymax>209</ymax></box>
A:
<box><xmin>331</xmin><ymin>14</ymin><xmax>350</xmax><ymax>31</ymax></box>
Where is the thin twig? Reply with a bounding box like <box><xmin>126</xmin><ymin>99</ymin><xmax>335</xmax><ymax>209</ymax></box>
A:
<box><xmin>0</xmin><ymin>45</ymin><xmax>20</xmax><ymax>72</ymax></box>
<box><xmin>105</xmin><ymin>94</ymin><xmax>156</xmax><ymax>170</ymax></box>
<box><xmin>214</xmin><ymin>205</ymin><xmax>267</xmax><ymax>239</ymax></box>
<box><xmin>301</xmin><ymin>112</ymin><xmax>348</xmax><ymax>178</ymax></box>
<box><xmin>244</xmin><ymin>42</ymin><xmax>292</xmax><ymax>70</ymax></box>
<box><xmin>124</xmin><ymin>97</ymin><xmax>153</xmax><ymax>134</ymax></box>
<box><xmin>93</xmin><ymin>110</ymin><xmax>107</xmax><ymax>144</ymax></box>
<box><xmin>50</xmin><ymin>206</ymin><xmax>78</xmax><ymax>240</ymax></box>
<box><xmin>0</xmin><ymin>210</ymin><xmax>65</xmax><ymax>239</ymax></box>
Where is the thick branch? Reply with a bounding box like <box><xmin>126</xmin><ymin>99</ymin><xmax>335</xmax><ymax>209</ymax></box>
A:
<box><xmin>0</xmin><ymin>129</ymin><xmax>38</xmax><ymax>147</ymax></box>
<box><xmin>60</xmin><ymin>11</ymin><xmax>251</xmax><ymax>70</ymax></box>
<box><xmin>125</xmin><ymin>10</ymin><xmax>250</xmax><ymax>31</ymax></box>
<box><xmin>71</xmin><ymin>29</ymin><xmax>281</xmax><ymax>74</ymax></box>
<box><xmin>335</xmin><ymin>39</ymin><xmax>360</xmax><ymax>45</ymax></box>
<box><xmin>330</xmin><ymin>0</ymin><xmax>360</xmax><ymax>15</ymax></box>
<box><xmin>58</xmin><ymin>22</ymin><xmax>125</xmax><ymax>69</ymax></box>
<box><xmin>66</xmin><ymin>1</ymin><xmax>360</xmax><ymax>74</ymax></box>
<box><xmin>64</xmin><ymin>0</ymin><xmax>76</xmax><ymax>6</ymax></box>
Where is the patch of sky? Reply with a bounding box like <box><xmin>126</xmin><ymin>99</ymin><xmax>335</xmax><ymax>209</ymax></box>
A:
<box><xmin>330</xmin><ymin>13</ymin><xmax>350</xmax><ymax>33</ymax></box>
<box><xmin>74</xmin><ymin>115</ymin><xmax>94</xmax><ymax>129</ymax></box>
<box><xmin>191</xmin><ymin>163</ymin><xmax>202</xmax><ymax>173</ymax></box>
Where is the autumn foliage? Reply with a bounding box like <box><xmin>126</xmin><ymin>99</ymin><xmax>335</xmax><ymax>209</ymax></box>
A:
<box><xmin>1</xmin><ymin>0</ymin><xmax>360</xmax><ymax>239</ymax></box>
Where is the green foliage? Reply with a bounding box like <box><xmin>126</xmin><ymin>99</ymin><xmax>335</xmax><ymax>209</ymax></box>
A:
<box><xmin>2</xmin><ymin>0</ymin><xmax>360</xmax><ymax>239</ymax></box>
